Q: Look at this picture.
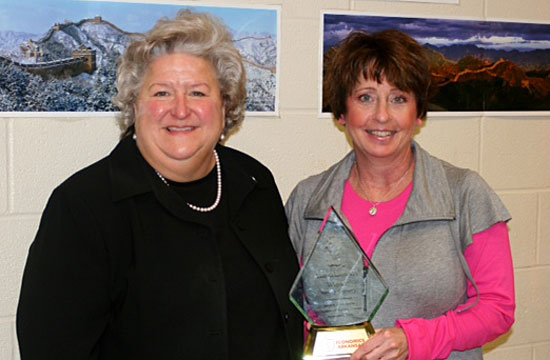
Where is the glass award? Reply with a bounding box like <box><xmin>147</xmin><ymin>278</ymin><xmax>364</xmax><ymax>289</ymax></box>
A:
<box><xmin>290</xmin><ymin>207</ymin><xmax>389</xmax><ymax>360</ymax></box>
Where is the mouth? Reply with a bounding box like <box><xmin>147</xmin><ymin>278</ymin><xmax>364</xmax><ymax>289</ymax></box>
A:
<box><xmin>367</xmin><ymin>130</ymin><xmax>396</xmax><ymax>138</ymax></box>
<box><xmin>167</xmin><ymin>126</ymin><xmax>196</xmax><ymax>133</ymax></box>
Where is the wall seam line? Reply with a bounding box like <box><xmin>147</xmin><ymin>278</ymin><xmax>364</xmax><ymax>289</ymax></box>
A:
<box><xmin>535</xmin><ymin>193</ymin><xmax>542</xmax><ymax>265</ymax></box>
<box><xmin>7</xmin><ymin>119</ymin><xmax>14</xmax><ymax>214</ymax></box>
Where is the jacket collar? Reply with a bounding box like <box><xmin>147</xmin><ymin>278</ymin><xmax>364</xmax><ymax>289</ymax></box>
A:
<box><xmin>108</xmin><ymin>136</ymin><xmax>259</xmax><ymax>222</ymax></box>
<box><xmin>304</xmin><ymin>141</ymin><xmax>455</xmax><ymax>224</ymax></box>
<box><xmin>397</xmin><ymin>141</ymin><xmax>455</xmax><ymax>224</ymax></box>
<box><xmin>109</xmin><ymin>136</ymin><xmax>151</xmax><ymax>202</ymax></box>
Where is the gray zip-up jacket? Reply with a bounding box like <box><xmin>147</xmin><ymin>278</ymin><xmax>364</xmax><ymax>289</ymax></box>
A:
<box><xmin>285</xmin><ymin>141</ymin><xmax>511</xmax><ymax>360</ymax></box>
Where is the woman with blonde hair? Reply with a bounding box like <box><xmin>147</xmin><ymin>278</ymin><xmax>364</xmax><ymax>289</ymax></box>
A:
<box><xmin>17</xmin><ymin>10</ymin><xmax>302</xmax><ymax>360</ymax></box>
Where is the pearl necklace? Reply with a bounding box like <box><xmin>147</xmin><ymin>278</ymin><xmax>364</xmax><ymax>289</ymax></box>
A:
<box><xmin>155</xmin><ymin>150</ymin><xmax>222</xmax><ymax>213</ymax></box>
<box><xmin>356</xmin><ymin>157</ymin><xmax>415</xmax><ymax>216</ymax></box>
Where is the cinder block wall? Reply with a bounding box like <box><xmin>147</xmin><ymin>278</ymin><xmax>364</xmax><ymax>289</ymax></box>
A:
<box><xmin>1</xmin><ymin>0</ymin><xmax>549</xmax><ymax>359</ymax></box>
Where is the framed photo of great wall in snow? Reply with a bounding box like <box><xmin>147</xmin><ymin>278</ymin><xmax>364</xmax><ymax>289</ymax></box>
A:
<box><xmin>0</xmin><ymin>0</ymin><xmax>280</xmax><ymax>115</ymax></box>
<box><xmin>322</xmin><ymin>11</ymin><xmax>550</xmax><ymax>116</ymax></box>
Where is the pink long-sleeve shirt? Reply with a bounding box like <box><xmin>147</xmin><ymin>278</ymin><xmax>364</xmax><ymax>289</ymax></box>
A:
<box><xmin>342</xmin><ymin>181</ymin><xmax>515</xmax><ymax>360</ymax></box>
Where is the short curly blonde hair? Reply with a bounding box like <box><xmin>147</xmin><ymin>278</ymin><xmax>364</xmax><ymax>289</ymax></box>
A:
<box><xmin>114</xmin><ymin>10</ymin><xmax>246</xmax><ymax>139</ymax></box>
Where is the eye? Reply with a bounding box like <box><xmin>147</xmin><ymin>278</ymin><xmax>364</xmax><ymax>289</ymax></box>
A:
<box><xmin>153</xmin><ymin>91</ymin><xmax>169</xmax><ymax>97</ymax></box>
<box><xmin>190</xmin><ymin>90</ymin><xmax>206</xmax><ymax>97</ymax></box>
<box><xmin>358</xmin><ymin>94</ymin><xmax>373</xmax><ymax>102</ymax></box>
<box><xmin>392</xmin><ymin>95</ymin><xmax>408</xmax><ymax>104</ymax></box>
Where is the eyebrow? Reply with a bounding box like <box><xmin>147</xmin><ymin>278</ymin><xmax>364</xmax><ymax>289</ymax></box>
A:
<box><xmin>146</xmin><ymin>81</ymin><xmax>212</xmax><ymax>90</ymax></box>
<box><xmin>352</xmin><ymin>86</ymin><xmax>376</xmax><ymax>93</ymax></box>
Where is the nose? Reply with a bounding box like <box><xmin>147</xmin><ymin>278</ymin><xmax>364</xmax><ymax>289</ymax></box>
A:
<box><xmin>375</xmin><ymin>100</ymin><xmax>390</xmax><ymax>122</ymax></box>
<box><xmin>171</xmin><ymin>95</ymin><xmax>190</xmax><ymax>118</ymax></box>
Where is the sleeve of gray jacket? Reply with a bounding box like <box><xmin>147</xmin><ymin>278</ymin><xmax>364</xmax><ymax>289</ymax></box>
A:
<box><xmin>285</xmin><ymin>185</ymin><xmax>306</xmax><ymax>261</ymax></box>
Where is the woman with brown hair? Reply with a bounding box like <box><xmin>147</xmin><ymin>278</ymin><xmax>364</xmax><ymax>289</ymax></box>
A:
<box><xmin>286</xmin><ymin>30</ymin><xmax>515</xmax><ymax>360</ymax></box>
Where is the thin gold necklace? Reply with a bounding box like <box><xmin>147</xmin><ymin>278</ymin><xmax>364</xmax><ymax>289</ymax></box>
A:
<box><xmin>355</xmin><ymin>157</ymin><xmax>415</xmax><ymax>216</ymax></box>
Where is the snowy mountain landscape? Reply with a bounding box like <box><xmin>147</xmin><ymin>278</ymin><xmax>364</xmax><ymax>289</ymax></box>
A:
<box><xmin>0</xmin><ymin>17</ymin><xmax>277</xmax><ymax>112</ymax></box>
<box><xmin>0</xmin><ymin>31</ymin><xmax>40</xmax><ymax>61</ymax></box>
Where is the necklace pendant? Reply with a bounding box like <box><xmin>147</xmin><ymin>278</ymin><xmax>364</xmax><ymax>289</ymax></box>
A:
<box><xmin>369</xmin><ymin>206</ymin><xmax>378</xmax><ymax>216</ymax></box>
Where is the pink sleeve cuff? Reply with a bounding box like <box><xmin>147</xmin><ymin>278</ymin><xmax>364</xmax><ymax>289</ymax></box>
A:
<box><xmin>395</xmin><ymin>317</ymin><xmax>456</xmax><ymax>360</ymax></box>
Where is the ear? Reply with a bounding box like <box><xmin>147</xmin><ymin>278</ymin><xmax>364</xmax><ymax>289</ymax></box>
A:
<box><xmin>221</xmin><ymin>103</ymin><xmax>226</xmax><ymax>133</ymax></box>
<box><xmin>337</xmin><ymin>114</ymin><xmax>346</xmax><ymax>126</ymax></box>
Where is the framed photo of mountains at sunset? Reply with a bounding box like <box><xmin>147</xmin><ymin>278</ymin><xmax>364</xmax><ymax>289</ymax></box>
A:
<box><xmin>0</xmin><ymin>0</ymin><xmax>280</xmax><ymax>115</ymax></box>
<box><xmin>322</xmin><ymin>12</ymin><xmax>550</xmax><ymax>115</ymax></box>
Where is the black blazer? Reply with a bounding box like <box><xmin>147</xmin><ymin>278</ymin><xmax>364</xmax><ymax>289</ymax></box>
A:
<box><xmin>17</xmin><ymin>137</ymin><xmax>303</xmax><ymax>360</ymax></box>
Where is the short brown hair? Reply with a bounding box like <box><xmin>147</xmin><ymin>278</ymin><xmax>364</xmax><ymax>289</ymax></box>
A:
<box><xmin>324</xmin><ymin>29</ymin><xmax>434</xmax><ymax>120</ymax></box>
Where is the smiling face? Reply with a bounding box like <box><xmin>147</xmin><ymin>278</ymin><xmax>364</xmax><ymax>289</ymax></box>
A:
<box><xmin>339</xmin><ymin>77</ymin><xmax>421</xmax><ymax>164</ymax></box>
<box><xmin>134</xmin><ymin>53</ymin><xmax>225</xmax><ymax>181</ymax></box>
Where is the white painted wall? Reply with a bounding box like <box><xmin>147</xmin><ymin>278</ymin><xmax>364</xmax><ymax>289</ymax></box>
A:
<box><xmin>1</xmin><ymin>0</ymin><xmax>549</xmax><ymax>358</ymax></box>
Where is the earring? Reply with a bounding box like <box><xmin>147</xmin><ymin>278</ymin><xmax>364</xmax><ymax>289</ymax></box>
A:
<box><xmin>219</xmin><ymin>133</ymin><xmax>226</xmax><ymax>142</ymax></box>
<box><xmin>338</xmin><ymin>115</ymin><xmax>346</xmax><ymax>126</ymax></box>
<box><xmin>132</xmin><ymin>133</ymin><xmax>137</xmax><ymax>140</ymax></box>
